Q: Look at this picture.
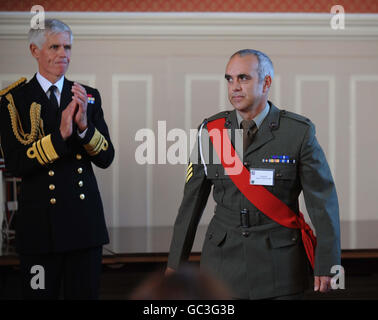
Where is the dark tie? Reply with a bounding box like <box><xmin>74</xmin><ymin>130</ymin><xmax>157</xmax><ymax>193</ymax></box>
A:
<box><xmin>48</xmin><ymin>85</ymin><xmax>59</xmax><ymax>109</ymax></box>
<box><xmin>241</xmin><ymin>119</ymin><xmax>258</xmax><ymax>152</ymax></box>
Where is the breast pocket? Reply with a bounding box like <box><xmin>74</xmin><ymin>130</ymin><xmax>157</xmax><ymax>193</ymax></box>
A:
<box><xmin>253</xmin><ymin>164</ymin><xmax>297</xmax><ymax>196</ymax></box>
<box><xmin>274</xmin><ymin>166</ymin><xmax>297</xmax><ymax>181</ymax></box>
<box><xmin>206</xmin><ymin>164</ymin><xmax>226</xmax><ymax>179</ymax></box>
<box><xmin>206</xmin><ymin>164</ymin><xmax>228</xmax><ymax>203</ymax></box>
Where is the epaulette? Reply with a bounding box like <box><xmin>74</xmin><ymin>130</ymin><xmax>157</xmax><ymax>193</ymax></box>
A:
<box><xmin>204</xmin><ymin>110</ymin><xmax>233</xmax><ymax>124</ymax></box>
<box><xmin>0</xmin><ymin>77</ymin><xmax>27</xmax><ymax>97</ymax></box>
<box><xmin>279</xmin><ymin>109</ymin><xmax>312</xmax><ymax>126</ymax></box>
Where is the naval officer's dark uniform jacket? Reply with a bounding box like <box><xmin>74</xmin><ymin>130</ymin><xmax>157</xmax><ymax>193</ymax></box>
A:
<box><xmin>0</xmin><ymin>75</ymin><xmax>114</xmax><ymax>255</ymax></box>
<box><xmin>167</xmin><ymin>101</ymin><xmax>341</xmax><ymax>299</ymax></box>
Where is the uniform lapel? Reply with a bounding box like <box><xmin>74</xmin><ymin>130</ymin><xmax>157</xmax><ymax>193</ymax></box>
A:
<box><xmin>27</xmin><ymin>74</ymin><xmax>50</xmax><ymax>112</ymax></box>
<box><xmin>227</xmin><ymin>109</ymin><xmax>239</xmax><ymax>130</ymax></box>
<box><xmin>60</xmin><ymin>77</ymin><xmax>72</xmax><ymax>112</ymax></box>
<box><xmin>244</xmin><ymin>101</ymin><xmax>280</xmax><ymax>157</ymax></box>
<box><xmin>226</xmin><ymin>110</ymin><xmax>243</xmax><ymax>158</ymax></box>
<box><xmin>60</xmin><ymin>77</ymin><xmax>80</xmax><ymax>140</ymax></box>
<box><xmin>27</xmin><ymin>75</ymin><xmax>59</xmax><ymax>133</ymax></box>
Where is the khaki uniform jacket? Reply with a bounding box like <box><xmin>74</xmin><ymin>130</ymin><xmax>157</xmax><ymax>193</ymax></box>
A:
<box><xmin>0</xmin><ymin>75</ymin><xmax>114</xmax><ymax>254</ymax></box>
<box><xmin>167</xmin><ymin>101</ymin><xmax>340</xmax><ymax>299</ymax></box>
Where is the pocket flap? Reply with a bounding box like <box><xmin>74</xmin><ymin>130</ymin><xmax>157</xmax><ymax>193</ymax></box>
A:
<box><xmin>207</xmin><ymin>228</ymin><xmax>227</xmax><ymax>246</ymax></box>
<box><xmin>274</xmin><ymin>167</ymin><xmax>297</xmax><ymax>180</ymax></box>
<box><xmin>206</xmin><ymin>164</ymin><xmax>227</xmax><ymax>179</ymax></box>
<box><xmin>269</xmin><ymin>228</ymin><xmax>299</xmax><ymax>248</ymax></box>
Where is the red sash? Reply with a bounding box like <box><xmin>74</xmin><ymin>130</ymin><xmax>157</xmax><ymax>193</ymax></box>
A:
<box><xmin>206</xmin><ymin>118</ymin><xmax>316</xmax><ymax>269</ymax></box>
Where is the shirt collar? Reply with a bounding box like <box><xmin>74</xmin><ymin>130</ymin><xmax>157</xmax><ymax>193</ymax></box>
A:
<box><xmin>36</xmin><ymin>72</ymin><xmax>64</xmax><ymax>94</ymax></box>
<box><xmin>236</xmin><ymin>102</ymin><xmax>270</xmax><ymax>129</ymax></box>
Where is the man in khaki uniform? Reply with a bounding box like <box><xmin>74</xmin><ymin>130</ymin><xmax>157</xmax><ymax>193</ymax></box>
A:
<box><xmin>166</xmin><ymin>49</ymin><xmax>340</xmax><ymax>299</ymax></box>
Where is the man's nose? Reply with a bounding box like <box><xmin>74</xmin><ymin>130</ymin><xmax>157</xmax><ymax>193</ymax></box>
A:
<box><xmin>58</xmin><ymin>46</ymin><xmax>67</xmax><ymax>57</ymax></box>
<box><xmin>232</xmin><ymin>80</ymin><xmax>241</xmax><ymax>91</ymax></box>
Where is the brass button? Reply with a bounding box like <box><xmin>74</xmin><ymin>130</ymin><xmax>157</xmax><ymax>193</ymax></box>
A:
<box><xmin>48</xmin><ymin>170</ymin><xmax>55</xmax><ymax>176</ymax></box>
<box><xmin>77</xmin><ymin>167</ymin><xmax>83</xmax><ymax>174</ymax></box>
<box><xmin>76</xmin><ymin>154</ymin><xmax>82</xmax><ymax>160</ymax></box>
<box><xmin>79</xmin><ymin>194</ymin><xmax>85</xmax><ymax>200</ymax></box>
<box><xmin>78</xmin><ymin>181</ymin><xmax>83</xmax><ymax>187</ymax></box>
<box><xmin>49</xmin><ymin>184</ymin><xmax>55</xmax><ymax>190</ymax></box>
<box><xmin>50</xmin><ymin>198</ymin><xmax>56</xmax><ymax>205</ymax></box>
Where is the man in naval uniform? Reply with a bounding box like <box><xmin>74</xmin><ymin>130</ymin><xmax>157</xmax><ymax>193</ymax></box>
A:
<box><xmin>0</xmin><ymin>19</ymin><xmax>114</xmax><ymax>299</ymax></box>
<box><xmin>166</xmin><ymin>49</ymin><xmax>340</xmax><ymax>299</ymax></box>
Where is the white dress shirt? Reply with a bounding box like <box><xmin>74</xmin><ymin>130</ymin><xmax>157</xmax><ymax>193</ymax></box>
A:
<box><xmin>36</xmin><ymin>72</ymin><xmax>64</xmax><ymax>106</ymax></box>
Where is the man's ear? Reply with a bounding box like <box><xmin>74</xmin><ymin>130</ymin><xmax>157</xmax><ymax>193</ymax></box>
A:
<box><xmin>30</xmin><ymin>43</ymin><xmax>40</xmax><ymax>60</ymax></box>
<box><xmin>263</xmin><ymin>75</ymin><xmax>272</xmax><ymax>94</ymax></box>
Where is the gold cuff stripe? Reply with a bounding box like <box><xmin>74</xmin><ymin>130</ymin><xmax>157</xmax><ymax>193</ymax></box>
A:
<box><xmin>36</xmin><ymin>140</ymin><xmax>49</xmax><ymax>164</ymax></box>
<box><xmin>186</xmin><ymin>162</ymin><xmax>193</xmax><ymax>172</ymax></box>
<box><xmin>84</xmin><ymin>128</ymin><xmax>109</xmax><ymax>156</ymax></box>
<box><xmin>26</xmin><ymin>134</ymin><xmax>59</xmax><ymax>165</ymax></box>
<box><xmin>186</xmin><ymin>167</ymin><xmax>193</xmax><ymax>178</ymax></box>
<box><xmin>93</xmin><ymin>135</ymin><xmax>104</xmax><ymax>155</ymax></box>
<box><xmin>41</xmin><ymin>134</ymin><xmax>59</xmax><ymax>162</ymax></box>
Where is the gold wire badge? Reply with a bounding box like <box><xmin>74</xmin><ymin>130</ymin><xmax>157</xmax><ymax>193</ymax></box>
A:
<box><xmin>186</xmin><ymin>162</ymin><xmax>193</xmax><ymax>183</ymax></box>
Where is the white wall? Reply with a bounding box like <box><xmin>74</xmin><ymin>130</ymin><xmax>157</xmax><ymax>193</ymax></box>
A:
<box><xmin>0</xmin><ymin>12</ymin><xmax>377</xmax><ymax>230</ymax></box>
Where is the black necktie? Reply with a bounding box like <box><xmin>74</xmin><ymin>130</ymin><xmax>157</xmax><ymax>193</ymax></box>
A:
<box><xmin>48</xmin><ymin>85</ymin><xmax>59</xmax><ymax>109</ymax></box>
<box><xmin>241</xmin><ymin>119</ymin><xmax>258</xmax><ymax>153</ymax></box>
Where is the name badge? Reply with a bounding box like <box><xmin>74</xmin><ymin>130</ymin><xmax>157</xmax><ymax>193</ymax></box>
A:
<box><xmin>250</xmin><ymin>168</ymin><xmax>275</xmax><ymax>186</ymax></box>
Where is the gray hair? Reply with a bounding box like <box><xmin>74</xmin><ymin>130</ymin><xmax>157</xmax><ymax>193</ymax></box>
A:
<box><xmin>28</xmin><ymin>19</ymin><xmax>73</xmax><ymax>49</ymax></box>
<box><xmin>231</xmin><ymin>49</ymin><xmax>274</xmax><ymax>84</ymax></box>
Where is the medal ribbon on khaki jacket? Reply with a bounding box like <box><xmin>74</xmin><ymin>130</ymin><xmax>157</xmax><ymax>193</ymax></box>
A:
<box><xmin>206</xmin><ymin>117</ymin><xmax>316</xmax><ymax>269</ymax></box>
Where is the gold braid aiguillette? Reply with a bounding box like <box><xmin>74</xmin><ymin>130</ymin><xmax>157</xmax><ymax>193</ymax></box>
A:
<box><xmin>5</xmin><ymin>93</ymin><xmax>42</xmax><ymax>145</ymax></box>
